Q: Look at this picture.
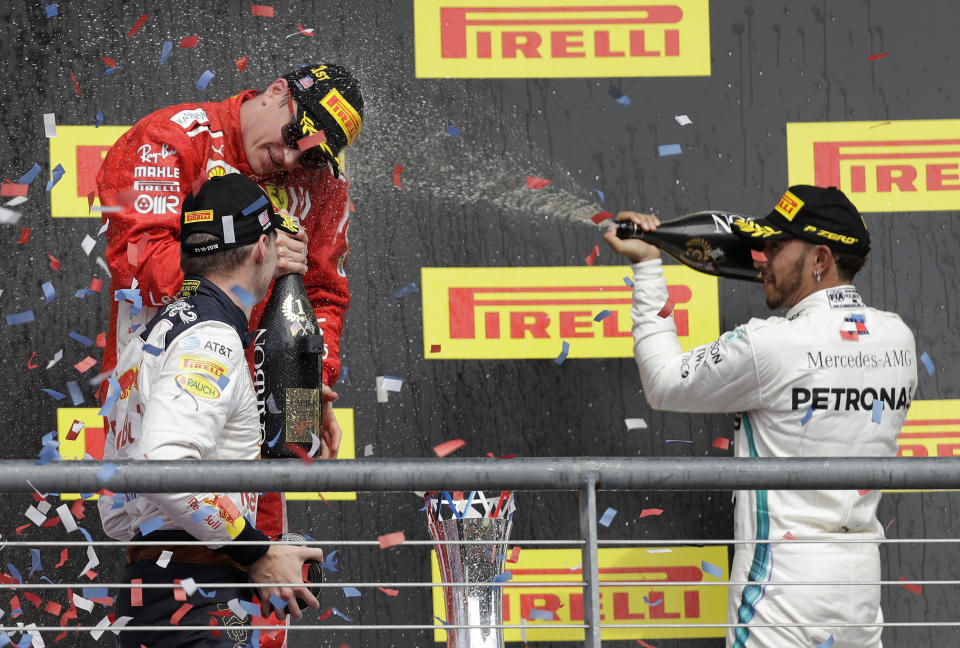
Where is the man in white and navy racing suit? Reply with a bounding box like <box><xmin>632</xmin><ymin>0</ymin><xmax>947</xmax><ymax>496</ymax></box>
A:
<box><xmin>98</xmin><ymin>174</ymin><xmax>322</xmax><ymax>648</ymax></box>
<box><xmin>604</xmin><ymin>185</ymin><xmax>917</xmax><ymax>648</ymax></box>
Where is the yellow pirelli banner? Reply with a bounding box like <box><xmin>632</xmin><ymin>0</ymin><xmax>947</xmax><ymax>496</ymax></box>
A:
<box><xmin>431</xmin><ymin>546</ymin><xmax>728</xmax><ymax>642</ymax></box>
<box><xmin>897</xmin><ymin>399</ymin><xmax>960</xmax><ymax>458</ymax></box>
<box><xmin>49</xmin><ymin>125</ymin><xmax>127</xmax><ymax>218</ymax></box>
<box><xmin>56</xmin><ymin>407</ymin><xmax>356</xmax><ymax>501</ymax></box>
<box><xmin>413</xmin><ymin>0</ymin><xmax>711</xmax><ymax>78</ymax></box>
<box><xmin>787</xmin><ymin>119</ymin><xmax>960</xmax><ymax>213</ymax></box>
<box><xmin>421</xmin><ymin>265</ymin><xmax>719</xmax><ymax>359</ymax></box>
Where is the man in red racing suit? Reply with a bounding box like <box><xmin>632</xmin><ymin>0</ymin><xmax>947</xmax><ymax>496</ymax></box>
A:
<box><xmin>96</xmin><ymin>63</ymin><xmax>364</xmax><ymax>647</ymax></box>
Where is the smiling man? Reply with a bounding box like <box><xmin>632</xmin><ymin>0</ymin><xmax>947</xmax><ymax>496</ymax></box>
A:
<box><xmin>603</xmin><ymin>185</ymin><xmax>917</xmax><ymax>648</ymax></box>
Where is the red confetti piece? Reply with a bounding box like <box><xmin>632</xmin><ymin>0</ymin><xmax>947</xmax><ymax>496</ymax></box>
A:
<box><xmin>74</xmin><ymin>356</ymin><xmax>98</xmax><ymax>374</ymax></box>
<box><xmin>867</xmin><ymin>51</ymin><xmax>890</xmax><ymax>61</ymax></box>
<box><xmin>348</xmin><ymin>200</ymin><xmax>356</xmax><ymax>212</ymax></box>
<box><xmin>507</xmin><ymin>546</ymin><xmax>521</xmax><ymax>563</ymax></box>
<box><xmin>656</xmin><ymin>297</ymin><xmax>675</xmax><ymax>318</ymax></box>
<box><xmin>318</xmin><ymin>607</ymin><xmax>333</xmax><ymax>620</ymax></box>
<box><xmin>170</xmin><ymin>602</ymin><xmax>193</xmax><ymax>624</ymax></box>
<box><xmin>377</xmin><ymin>587</ymin><xmax>399</xmax><ymax>597</ymax></box>
<box><xmin>87</xmin><ymin>190</ymin><xmax>96</xmax><ymax>212</ymax></box>
<box><xmin>251</xmin><ymin>4</ymin><xmax>275</xmax><ymax>17</ymax></box>
<box><xmin>430</xmin><ymin>344</ymin><xmax>441</xmax><ymax>353</ymax></box>
<box><xmin>783</xmin><ymin>531</ymin><xmax>796</xmax><ymax>540</ymax></box>
<box><xmin>584</xmin><ymin>245</ymin><xmax>599</xmax><ymax>266</ymax></box>
<box><xmin>180</xmin><ymin>35</ymin><xmax>199</xmax><ymax>48</ymax></box>
<box><xmin>638</xmin><ymin>640</ymin><xmax>659</xmax><ymax>648</ymax></box>
<box><xmin>485</xmin><ymin>452</ymin><xmax>516</xmax><ymax>459</ymax></box>
<box><xmin>27</xmin><ymin>352</ymin><xmax>39</xmax><ymax>369</ymax></box>
<box><xmin>90</xmin><ymin>278</ymin><xmax>103</xmax><ymax>292</ymax></box>
<box><xmin>43</xmin><ymin>517</ymin><xmax>59</xmax><ymax>527</ymax></box>
<box><xmin>23</xmin><ymin>592</ymin><xmax>42</xmax><ymax>608</ymax></box>
<box><xmin>10</xmin><ymin>596</ymin><xmax>21</xmax><ymax>617</ymax></box>
<box><xmin>886</xmin><ymin>518</ymin><xmax>896</xmax><ymax>531</ymax></box>
<box><xmin>96</xmin><ymin>332</ymin><xmax>107</xmax><ymax>348</ymax></box>
<box><xmin>712</xmin><ymin>437</ymin><xmax>731</xmax><ymax>450</ymax></box>
<box><xmin>127</xmin><ymin>241</ymin><xmax>139</xmax><ymax>267</ymax></box>
<box><xmin>297</xmin><ymin>131</ymin><xmax>327</xmax><ymax>151</ymax></box>
<box><xmin>591</xmin><ymin>211</ymin><xmax>613</xmax><ymax>224</ymax></box>
<box><xmin>55</xmin><ymin>548</ymin><xmax>68</xmax><ymax>568</ymax></box>
<box><xmin>14</xmin><ymin>524</ymin><xmax>29</xmax><ymax>535</ymax></box>
<box><xmin>126</xmin><ymin>13</ymin><xmax>149</xmax><ymax>37</ymax></box>
<box><xmin>378</xmin><ymin>531</ymin><xmax>406</xmax><ymax>549</ymax></box>
<box><xmin>45</xmin><ymin>600</ymin><xmax>62</xmax><ymax>616</ymax></box>
<box><xmin>48</xmin><ymin>254</ymin><xmax>61</xmax><ymax>271</ymax></box>
<box><xmin>0</xmin><ymin>183</ymin><xmax>28</xmax><ymax>197</ymax></box>
<box><xmin>899</xmin><ymin>577</ymin><xmax>922</xmax><ymax>595</ymax></box>
<box><xmin>70</xmin><ymin>72</ymin><xmax>80</xmax><ymax>96</ymax></box>
<box><xmin>840</xmin><ymin>330</ymin><xmax>859</xmax><ymax>341</ymax></box>
<box><xmin>285</xmin><ymin>443</ymin><xmax>314</xmax><ymax>464</ymax></box>
<box><xmin>236</xmin><ymin>56</ymin><xmax>249</xmax><ymax>72</ymax></box>
<box><xmin>392</xmin><ymin>165</ymin><xmax>404</xmax><ymax>189</ymax></box>
<box><xmin>297</xmin><ymin>23</ymin><xmax>315</xmax><ymax>36</ymax></box>
<box><xmin>858</xmin><ymin>489</ymin><xmax>871</xmax><ymax>496</ymax></box>
<box><xmin>17</xmin><ymin>227</ymin><xmax>31</xmax><ymax>244</ymax></box>
<box><xmin>750</xmin><ymin>249</ymin><xmax>766</xmax><ymax>262</ymax></box>
<box><xmin>101</xmin><ymin>57</ymin><xmax>116</xmax><ymax>68</ymax></box>
<box><xmin>71</xmin><ymin>498</ymin><xmax>86</xmax><ymax>519</ymax></box>
<box><xmin>639</xmin><ymin>508</ymin><xmax>664</xmax><ymax>518</ymax></box>
<box><xmin>173</xmin><ymin>580</ymin><xmax>187</xmax><ymax>601</ymax></box>
<box><xmin>84</xmin><ymin>570</ymin><xmax>98</xmax><ymax>579</ymax></box>
<box><xmin>525</xmin><ymin>176</ymin><xmax>551</xmax><ymax>190</ymax></box>
<box><xmin>433</xmin><ymin>438</ymin><xmax>466</xmax><ymax>457</ymax></box>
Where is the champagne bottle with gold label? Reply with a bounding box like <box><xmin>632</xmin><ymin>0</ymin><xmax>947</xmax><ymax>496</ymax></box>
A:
<box><xmin>254</xmin><ymin>273</ymin><xmax>324</xmax><ymax>458</ymax></box>
<box><xmin>615</xmin><ymin>211</ymin><xmax>762</xmax><ymax>282</ymax></box>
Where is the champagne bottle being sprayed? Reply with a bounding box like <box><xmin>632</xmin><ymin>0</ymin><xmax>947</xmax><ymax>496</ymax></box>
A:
<box><xmin>255</xmin><ymin>272</ymin><xmax>324</xmax><ymax>458</ymax></box>
<box><xmin>613</xmin><ymin>211</ymin><xmax>762</xmax><ymax>282</ymax></box>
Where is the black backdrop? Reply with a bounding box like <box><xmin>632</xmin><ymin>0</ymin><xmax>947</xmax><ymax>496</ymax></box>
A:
<box><xmin>0</xmin><ymin>1</ymin><xmax>957</xmax><ymax>646</ymax></box>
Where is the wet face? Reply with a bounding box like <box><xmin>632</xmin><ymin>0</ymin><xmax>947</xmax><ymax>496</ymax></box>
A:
<box><xmin>241</xmin><ymin>80</ymin><xmax>308</xmax><ymax>176</ymax></box>
<box><xmin>757</xmin><ymin>238</ymin><xmax>814</xmax><ymax>310</ymax></box>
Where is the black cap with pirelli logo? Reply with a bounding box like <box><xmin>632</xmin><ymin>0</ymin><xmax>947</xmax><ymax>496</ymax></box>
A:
<box><xmin>731</xmin><ymin>184</ymin><xmax>871</xmax><ymax>256</ymax></box>
<box><xmin>180</xmin><ymin>174</ymin><xmax>299</xmax><ymax>256</ymax></box>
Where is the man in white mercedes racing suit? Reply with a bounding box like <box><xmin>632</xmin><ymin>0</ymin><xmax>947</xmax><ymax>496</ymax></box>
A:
<box><xmin>603</xmin><ymin>185</ymin><xmax>917</xmax><ymax>648</ymax></box>
<box><xmin>98</xmin><ymin>173</ymin><xmax>320</xmax><ymax>647</ymax></box>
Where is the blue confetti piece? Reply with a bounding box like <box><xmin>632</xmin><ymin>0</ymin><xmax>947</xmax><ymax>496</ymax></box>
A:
<box><xmin>142</xmin><ymin>344</ymin><xmax>162</xmax><ymax>356</ymax></box>
<box><xmin>241</xmin><ymin>195</ymin><xmax>269</xmax><ymax>216</ymax></box>
<box><xmin>665</xmin><ymin>439</ymin><xmax>693</xmax><ymax>444</ymax></box>
<box><xmin>493</xmin><ymin>571</ymin><xmax>513</xmax><ymax>583</ymax></box>
<box><xmin>0</xmin><ymin>633</ymin><xmax>9</xmax><ymax>647</ymax></box>
<box><xmin>554</xmin><ymin>340</ymin><xmax>570</xmax><ymax>365</ymax></box>
<box><xmin>140</xmin><ymin>515</ymin><xmax>163</xmax><ymax>537</ymax></box>
<box><xmin>39</xmin><ymin>576</ymin><xmax>54</xmax><ymax>584</ymax></box>
<box><xmin>66</xmin><ymin>380</ymin><xmax>84</xmax><ymax>406</ymax></box>
<box><xmin>74</xmin><ymin>288</ymin><xmax>94</xmax><ymax>298</ymax></box>
<box><xmin>446</xmin><ymin>123</ymin><xmax>461</xmax><ymax>137</ymax></box>
<box><xmin>98</xmin><ymin>393</ymin><xmax>119</xmax><ymax>417</ymax></box>
<box><xmin>76</xmin><ymin>526</ymin><xmax>92</xmax><ymax>542</ymax></box>
<box><xmin>230</xmin><ymin>285</ymin><xmax>256</xmax><ymax>309</ymax></box>
<box><xmin>238</xmin><ymin>599</ymin><xmax>261</xmax><ymax>617</ymax></box>
<box><xmin>97</xmin><ymin>462</ymin><xmax>118</xmax><ymax>482</ymax></box>
<box><xmin>190</xmin><ymin>505</ymin><xmax>217</xmax><ymax>524</ymax></box>
<box><xmin>607</xmin><ymin>86</ymin><xmax>630</xmax><ymax>106</ymax></box>
<box><xmin>434</xmin><ymin>616</ymin><xmax>451</xmax><ymax>626</ymax></box>
<box><xmin>920</xmin><ymin>351</ymin><xmax>934</xmax><ymax>376</ymax></box>
<box><xmin>815</xmin><ymin>635</ymin><xmax>836</xmax><ymax>648</ymax></box>
<box><xmin>6</xmin><ymin>564</ymin><xmax>21</xmax><ymax>583</ymax></box>
<box><xmin>104</xmin><ymin>66</ymin><xmax>123</xmax><ymax>77</ymax></box>
<box><xmin>593</xmin><ymin>309</ymin><xmax>611</xmax><ymax>322</ymax></box>
<box><xmin>45</xmin><ymin>4</ymin><xmax>57</xmax><ymax>18</ymax></box>
<box><xmin>216</xmin><ymin>375</ymin><xmax>230</xmax><ymax>389</ymax></box>
<box><xmin>41</xmin><ymin>388</ymin><xmax>66</xmax><ymax>401</ymax></box>
<box><xmin>82</xmin><ymin>587</ymin><xmax>107</xmax><ymax>600</ymax></box>
<box><xmin>592</xmin><ymin>188</ymin><xmax>605</xmax><ymax>204</ymax></box>
<box><xmin>267</xmin><ymin>427</ymin><xmax>283</xmax><ymax>448</ymax></box>
<box><xmin>268</xmin><ymin>594</ymin><xmax>287</xmax><ymax>612</ymax></box>
<box><xmin>197</xmin><ymin>587</ymin><xmax>216</xmax><ymax>598</ymax></box>
<box><xmin>623</xmin><ymin>276</ymin><xmax>634</xmax><ymax>287</ymax></box>
<box><xmin>343</xmin><ymin>586</ymin><xmax>362</xmax><ymax>597</ymax></box>
<box><xmin>701</xmin><ymin>560</ymin><xmax>723</xmax><ymax>579</ymax></box>
<box><xmin>615</xmin><ymin>94</ymin><xmax>631</xmax><ymax>107</ymax></box>
<box><xmin>41</xmin><ymin>431</ymin><xmax>58</xmax><ymax>447</ymax></box>
<box><xmin>658</xmin><ymin>143</ymin><xmax>683</xmax><ymax>156</ymax></box>
<box><xmin>46</xmin><ymin>164</ymin><xmax>65</xmax><ymax>191</ymax></box>
<box><xmin>800</xmin><ymin>406</ymin><xmax>814</xmax><ymax>425</ymax></box>
<box><xmin>527</xmin><ymin>608</ymin><xmax>554</xmax><ymax>621</ymax></box>
<box><xmin>159</xmin><ymin>40</ymin><xmax>173</xmax><ymax>65</ymax></box>
<box><xmin>331</xmin><ymin>607</ymin><xmax>352</xmax><ymax>622</ymax></box>
<box><xmin>251</xmin><ymin>630</ymin><xmax>260</xmax><ymax>648</ymax></box>
<box><xmin>113</xmin><ymin>288</ymin><xmax>143</xmax><ymax>316</ymax></box>
<box><xmin>321</xmin><ymin>549</ymin><xmax>339</xmax><ymax>572</ymax></box>
<box><xmin>18</xmin><ymin>163</ymin><xmax>42</xmax><ymax>185</ymax></box>
<box><xmin>871</xmin><ymin>399</ymin><xmax>884</xmax><ymax>424</ymax></box>
<box><xmin>29</xmin><ymin>549</ymin><xmax>41</xmax><ymax>576</ymax></box>
<box><xmin>196</xmin><ymin>69</ymin><xmax>215</xmax><ymax>91</ymax></box>
<box><xmin>14</xmin><ymin>634</ymin><xmax>29</xmax><ymax>648</ymax></box>
<box><xmin>69</xmin><ymin>331</ymin><xmax>94</xmax><ymax>347</ymax></box>
<box><xmin>6</xmin><ymin>311</ymin><xmax>35</xmax><ymax>325</ymax></box>
<box><xmin>598</xmin><ymin>507</ymin><xmax>617</xmax><ymax>527</ymax></box>
<box><xmin>95</xmin><ymin>110</ymin><xmax>103</xmax><ymax>128</ymax></box>
<box><xmin>392</xmin><ymin>282</ymin><xmax>418</xmax><ymax>298</ymax></box>
<box><xmin>642</xmin><ymin>595</ymin><xmax>663</xmax><ymax>607</ymax></box>
<box><xmin>111</xmin><ymin>494</ymin><xmax>125</xmax><ymax>509</ymax></box>
<box><xmin>337</xmin><ymin>366</ymin><xmax>349</xmax><ymax>383</ymax></box>
<box><xmin>41</xmin><ymin>281</ymin><xmax>55</xmax><ymax>302</ymax></box>
<box><xmin>36</xmin><ymin>446</ymin><xmax>59</xmax><ymax>465</ymax></box>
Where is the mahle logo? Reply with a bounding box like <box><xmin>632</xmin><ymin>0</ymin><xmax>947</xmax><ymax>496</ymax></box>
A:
<box><xmin>414</xmin><ymin>0</ymin><xmax>711</xmax><ymax>78</ymax></box>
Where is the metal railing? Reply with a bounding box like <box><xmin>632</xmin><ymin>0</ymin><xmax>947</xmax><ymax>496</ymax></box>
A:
<box><xmin>2</xmin><ymin>456</ymin><xmax>958</xmax><ymax>646</ymax></box>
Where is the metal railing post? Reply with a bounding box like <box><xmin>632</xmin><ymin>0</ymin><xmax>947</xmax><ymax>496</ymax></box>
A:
<box><xmin>579</xmin><ymin>477</ymin><xmax>602</xmax><ymax>648</ymax></box>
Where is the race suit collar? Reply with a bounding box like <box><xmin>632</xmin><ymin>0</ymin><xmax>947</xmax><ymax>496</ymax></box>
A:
<box><xmin>786</xmin><ymin>284</ymin><xmax>862</xmax><ymax>320</ymax></box>
<box><xmin>178</xmin><ymin>274</ymin><xmax>254</xmax><ymax>347</ymax></box>
<box><xmin>220</xmin><ymin>90</ymin><xmax>260</xmax><ymax>177</ymax></box>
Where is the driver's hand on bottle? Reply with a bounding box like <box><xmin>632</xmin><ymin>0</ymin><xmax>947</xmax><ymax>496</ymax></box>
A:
<box><xmin>602</xmin><ymin>211</ymin><xmax>662</xmax><ymax>264</ymax></box>
<box><xmin>274</xmin><ymin>220</ymin><xmax>309</xmax><ymax>278</ymax></box>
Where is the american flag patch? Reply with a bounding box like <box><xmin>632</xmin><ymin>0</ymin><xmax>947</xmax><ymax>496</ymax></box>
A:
<box><xmin>258</xmin><ymin>210</ymin><xmax>270</xmax><ymax>229</ymax></box>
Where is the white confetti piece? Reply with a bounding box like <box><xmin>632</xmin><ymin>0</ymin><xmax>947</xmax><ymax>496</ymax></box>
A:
<box><xmin>675</xmin><ymin>114</ymin><xmax>693</xmax><ymax>125</ymax></box>
<box><xmin>222</xmin><ymin>214</ymin><xmax>235</xmax><ymax>244</ymax></box>
<box><xmin>36</xmin><ymin>501</ymin><xmax>51</xmax><ymax>515</ymax></box>
<box><xmin>25</xmin><ymin>505</ymin><xmax>46</xmax><ymax>527</ymax></box>
<box><xmin>380</xmin><ymin>376</ymin><xmax>403</xmax><ymax>392</ymax></box>
<box><xmin>46</xmin><ymin>349</ymin><xmax>63</xmax><ymax>369</ymax></box>
<box><xmin>180</xmin><ymin>577</ymin><xmax>198</xmax><ymax>596</ymax></box>
<box><xmin>375</xmin><ymin>376</ymin><xmax>389</xmax><ymax>403</ymax></box>
<box><xmin>72</xmin><ymin>593</ymin><xmax>94</xmax><ymax>612</ymax></box>
<box><xmin>90</xmin><ymin>615</ymin><xmax>111</xmax><ymax>640</ymax></box>
<box><xmin>363</xmin><ymin>443</ymin><xmax>374</xmax><ymax>457</ymax></box>
<box><xmin>0</xmin><ymin>207</ymin><xmax>22</xmax><ymax>224</ymax></box>
<box><xmin>228</xmin><ymin>597</ymin><xmax>248</xmax><ymax>620</ymax></box>
<box><xmin>98</xmin><ymin>219</ymin><xmax>109</xmax><ymax>236</ymax></box>
<box><xmin>110</xmin><ymin>616</ymin><xmax>133</xmax><ymax>635</ymax></box>
<box><xmin>56</xmin><ymin>503</ymin><xmax>77</xmax><ymax>532</ymax></box>
<box><xmin>79</xmin><ymin>544</ymin><xmax>99</xmax><ymax>577</ymax></box>
<box><xmin>156</xmin><ymin>549</ymin><xmax>173</xmax><ymax>568</ymax></box>
<box><xmin>308</xmin><ymin>433</ymin><xmax>321</xmax><ymax>458</ymax></box>
<box><xmin>4</xmin><ymin>196</ymin><xmax>28</xmax><ymax>207</ymax></box>
<box><xmin>96</xmin><ymin>256</ymin><xmax>110</xmax><ymax>275</ymax></box>
<box><xmin>646</xmin><ymin>548</ymin><xmax>673</xmax><ymax>554</ymax></box>
<box><xmin>43</xmin><ymin>113</ymin><xmax>58</xmax><ymax>138</ymax></box>
<box><xmin>81</xmin><ymin>234</ymin><xmax>96</xmax><ymax>256</ymax></box>
<box><xmin>625</xmin><ymin>418</ymin><xmax>647</xmax><ymax>430</ymax></box>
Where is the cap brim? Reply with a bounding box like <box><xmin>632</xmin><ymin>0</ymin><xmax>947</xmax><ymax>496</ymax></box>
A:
<box><xmin>730</xmin><ymin>216</ymin><xmax>793</xmax><ymax>249</ymax></box>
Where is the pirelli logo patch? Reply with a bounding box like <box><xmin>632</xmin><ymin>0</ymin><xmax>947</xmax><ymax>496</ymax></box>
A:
<box><xmin>773</xmin><ymin>190</ymin><xmax>804</xmax><ymax>221</ymax></box>
<box><xmin>179</xmin><ymin>356</ymin><xmax>228</xmax><ymax>379</ymax></box>
<box><xmin>183</xmin><ymin>209</ymin><xmax>214</xmax><ymax>224</ymax></box>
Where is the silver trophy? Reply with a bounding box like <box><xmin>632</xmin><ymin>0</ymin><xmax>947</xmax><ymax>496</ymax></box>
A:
<box><xmin>426</xmin><ymin>491</ymin><xmax>516</xmax><ymax>648</ymax></box>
